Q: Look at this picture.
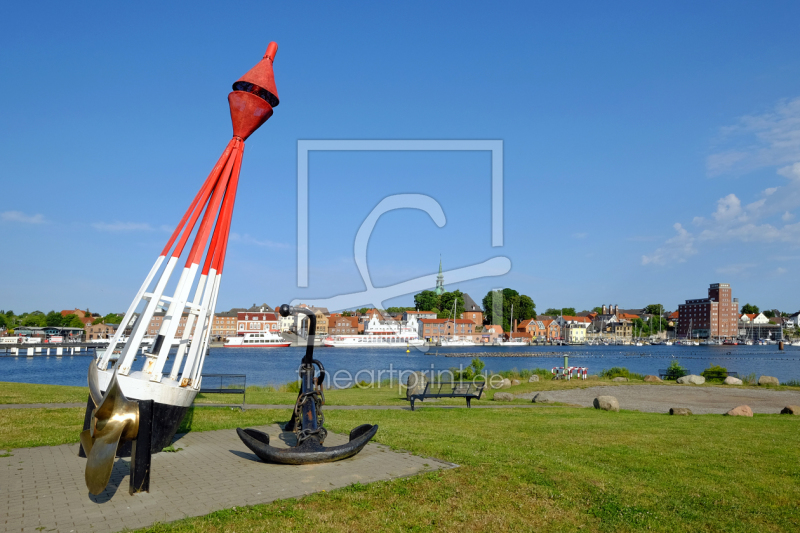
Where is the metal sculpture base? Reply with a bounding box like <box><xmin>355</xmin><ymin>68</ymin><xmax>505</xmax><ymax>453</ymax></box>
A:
<box><xmin>237</xmin><ymin>304</ymin><xmax>378</xmax><ymax>464</ymax></box>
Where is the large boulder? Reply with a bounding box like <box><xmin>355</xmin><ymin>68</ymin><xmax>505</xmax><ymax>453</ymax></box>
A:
<box><xmin>725</xmin><ymin>405</ymin><xmax>753</xmax><ymax>417</ymax></box>
<box><xmin>532</xmin><ymin>393</ymin><xmax>553</xmax><ymax>404</ymax></box>
<box><xmin>677</xmin><ymin>374</ymin><xmax>705</xmax><ymax>385</ymax></box>
<box><xmin>612</xmin><ymin>377</ymin><xmax>629</xmax><ymax>382</ymax></box>
<box><xmin>510</xmin><ymin>379</ymin><xmax>521</xmax><ymax>386</ymax></box>
<box><xmin>669</xmin><ymin>407</ymin><xmax>692</xmax><ymax>416</ymax></box>
<box><xmin>493</xmin><ymin>392</ymin><xmax>514</xmax><ymax>402</ymax></box>
<box><xmin>593</xmin><ymin>396</ymin><xmax>619</xmax><ymax>412</ymax></box>
<box><xmin>644</xmin><ymin>375</ymin><xmax>662</xmax><ymax>383</ymax></box>
<box><xmin>528</xmin><ymin>375</ymin><xmax>540</xmax><ymax>383</ymax></box>
<box><xmin>723</xmin><ymin>376</ymin><xmax>743</xmax><ymax>385</ymax></box>
<box><xmin>500</xmin><ymin>378</ymin><xmax>512</xmax><ymax>389</ymax></box>
<box><xmin>781</xmin><ymin>405</ymin><xmax>800</xmax><ymax>415</ymax></box>
<box><xmin>758</xmin><ymin>375</ymin><xmax>779</xmax><ymax>386</ymax></box>
<box><xmin>406</xmin><ymin>371</ymin><xmax>427</xmax><ymax>400</ymax></box>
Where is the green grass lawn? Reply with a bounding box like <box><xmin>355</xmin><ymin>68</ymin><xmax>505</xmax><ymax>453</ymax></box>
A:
<box><xmin>1</xmin><ymin>398</ymin><xmax>798</xmax><ymax>532</ymax></box>
<box><xmin>0</xmin><ymin>381</ymin><xmax>89</xmax><ymax>404</ymax></box>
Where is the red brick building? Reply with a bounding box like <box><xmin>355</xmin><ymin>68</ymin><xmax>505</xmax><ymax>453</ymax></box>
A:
<box><xmin>677</xmin><ymin>283</ymin><xmax>739</xmax><ymax>339</ymax></box>
<box><xmin>329</xmin><ymin>315</ymin><xmax>359</xmax><ymax>335</ymax></box>
<box><xmin>237</xmin><ymin>311</ymin><xmax>279</xmax><ymax>336</ymax></box>
<box><xmin>517</xmin><ymin>318</ymin><xmax>560</xmax><ymax>341</ymax></box>
<box><xmin>419</xmin><ymin>318</ymin><xmax>475</xmax><ymax>342</ymax></box>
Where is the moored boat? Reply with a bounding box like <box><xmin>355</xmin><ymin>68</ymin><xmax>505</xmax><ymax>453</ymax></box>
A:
<box><xmin>225</xmin><ymin>332</ymin><xmax>290</xmax><ymax>347</ymax></box>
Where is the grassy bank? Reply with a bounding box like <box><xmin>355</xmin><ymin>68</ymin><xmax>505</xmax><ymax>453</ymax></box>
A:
<box><xmin>1</xmin><ymin>385</ymin><xmax>798</xmax><ymax>531</ymax></box>
<box><xmin>136</xmin><ymin>407</ymin><xmax>798</xmax><ymax>533</ymax></box>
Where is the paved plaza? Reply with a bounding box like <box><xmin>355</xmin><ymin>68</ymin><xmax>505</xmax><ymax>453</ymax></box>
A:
<box><xmin>0</xmin><ymin>425</ymin><xmax>455</xmax><ymax>533</ymax></box>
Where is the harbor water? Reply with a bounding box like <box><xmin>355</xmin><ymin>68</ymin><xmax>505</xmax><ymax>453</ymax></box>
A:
<box><xmin>2</xmin><ymin>344</ymin><xmax>800</xmax><ymax>388</ymax></box>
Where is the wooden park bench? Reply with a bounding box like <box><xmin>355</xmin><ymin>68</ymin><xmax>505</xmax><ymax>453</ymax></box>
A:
<box><xmin>198</xmin><ymin>373</ymin><xmax>246</xmax><ymax>410</ymax></box>
<box><xmin>407</xmin><ymin>381</ymin><xmax>485</xmax><ymax>411</ymax></box>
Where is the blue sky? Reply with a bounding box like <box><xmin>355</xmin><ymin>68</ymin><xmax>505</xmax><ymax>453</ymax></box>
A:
<box><xmin>2</xmin><ymin>1</ymin><xmax>800</xmax><ymax>315</ymax></box>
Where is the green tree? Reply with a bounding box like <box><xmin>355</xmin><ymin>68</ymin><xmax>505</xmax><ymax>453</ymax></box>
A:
<box><xmin>439</xmin><ymin>290</ymin><xmax>465</xmax><ymax>319</ymax></box>
<box><xmin>45</xmin><ymin>311</ymin><xmax>65</xmax><ymax>327</ymax></box>
<box><xmin>543</xmin><ymin>307</ymin><xmax>575</xmax><ymax>317</ymax></box>
<box><xmin>22</xmin><ymin>313</ymin><xmax>46</xmax><ymax>327</ymax></box>
<box><xmin>0</xmin><ymin>314</ymin><xmax>7</xmax><ymax>329</ymax></box>
<box><xmin>102</xmin><ymin>313</ymin><xmax>122</xmax><ymax>324</ymax></box>
<box><xmin>414</xmin><ymin>290</ymin><xmax>439</xmax><ymax>312</ymax></box>
<box><xmin>385</xmin><ymin>306</ymin><xmax>415</xmax><ymax>314</ymax></box>
<box><xmin>65</xmin><ymin>315</ymin><xmax>87</xmax><ymax>328</ymax></box>
<box><xmin>763</xmin><ymin>310</ymin><xmax>775</xmax><ymax>318</ymax></box>
<box><xmin>356</xmin><ymin>308</ymin><xmax>369</xmax><ymax>315</ymax></box>
<box><xmin>482</xmin><ymin>289</ymin><xmax>536</xmax><ymax>333</ymax></box>
<box><xmin>592</xmin><ymin>306</ymin><xmax>603</xmax><ymax>314</ymax></box>
<box><xmin>643</xmin><ymin>304</ymin><xmax>665</xmax><ymax>316</ymax></box>
<box><xmin>741</xmin><ymin>303</ymin><xmax>759</xmax><ymax>314</ymax></box>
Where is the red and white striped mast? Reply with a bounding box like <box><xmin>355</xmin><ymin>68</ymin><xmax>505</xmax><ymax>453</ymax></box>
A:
<box><xmin>96</xmin><ymin>43</ymin><xmax>280</xmax><ymax>392</ymax></box>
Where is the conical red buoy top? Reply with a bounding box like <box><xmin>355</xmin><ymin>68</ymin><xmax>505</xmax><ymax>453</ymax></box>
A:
<box><xmin>228</xmin><ymin>42</ymin><xmax>279</xmax><ymax>140</ymax></box>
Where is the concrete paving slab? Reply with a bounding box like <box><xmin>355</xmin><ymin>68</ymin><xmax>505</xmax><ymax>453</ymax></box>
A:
<box><xmin>0</xmin><ymin>425</ymin><xmax>455</xmax><ymax>533</ymax></box>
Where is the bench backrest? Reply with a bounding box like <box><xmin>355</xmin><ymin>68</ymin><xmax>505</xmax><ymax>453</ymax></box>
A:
<box><xmin>422</xmin><ymin>381</ymin><xmax>485</xmax><ymax>396</ymax></box>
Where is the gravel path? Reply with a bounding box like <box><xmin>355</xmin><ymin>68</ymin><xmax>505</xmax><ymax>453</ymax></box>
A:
<box><xmin>516</xmin><ymin>384</ymin><xmax>800</xmax><ymax>414</ymax></box>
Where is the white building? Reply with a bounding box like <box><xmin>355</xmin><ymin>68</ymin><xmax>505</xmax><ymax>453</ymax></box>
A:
<box><xmin>740</xmin><ymin>313</ymin><xmax>769</xmax><ymax>325</ymax></box>
<box><xmin>365</xmin><ymin>313</ymin><xmax>419</xmax><ymax>336</ymax></box>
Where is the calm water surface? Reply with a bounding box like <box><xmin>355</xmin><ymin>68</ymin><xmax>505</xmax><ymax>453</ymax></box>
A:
<box><xmin>2</xmin><ymin>344</ymin><xmax>800</xmax><ymax>387</ymax></box>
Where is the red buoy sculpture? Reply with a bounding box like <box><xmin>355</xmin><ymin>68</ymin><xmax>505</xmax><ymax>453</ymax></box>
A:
<box><xmin>81</xmin><ymin>43</ymin><xmax>281</xmax><ymax>495</ymax></box>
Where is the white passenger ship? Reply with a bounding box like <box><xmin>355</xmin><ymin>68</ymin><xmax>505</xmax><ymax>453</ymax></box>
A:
<box><xmin>224</xmin><ymin>332</ymin><xmax>291</xmax><ymax>347</ymax></box>
<box><xmin>324</xmin><ymin>312</ymin><xmax>424</xmax><ymax>348</ymax></box>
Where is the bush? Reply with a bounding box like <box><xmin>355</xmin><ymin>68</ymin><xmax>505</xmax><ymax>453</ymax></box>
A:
<box><xmin>599</xmin><ymin>367</ymin><xmax>644</xmax><ymax>380</ymax></box>
<box><xmin>279</xmin><ymin>380</ymin><xmax>301</xmax><ymax>393</ymax></box>
<box><xmin>664</xmin><ymin>360</ymin><xmax>688</xmax><ymax>380</ymax></box>
<box><xmin>701</xmin><ymin>365</ymin><xmax>728</xmax><ymax>381</ymax></box>
<box><xmin>742</xmin><ymin>372</ymin><xmax>757</xmax><ymax>385</ymax></box>
<box><xmin>782</xmin><ymin>379</ymin><xmax>800</xmax><ymax>387</ymax></box>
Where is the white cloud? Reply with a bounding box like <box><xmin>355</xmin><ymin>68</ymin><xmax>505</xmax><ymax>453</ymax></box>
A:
<box><xmin>646</xmin><ymin>96</ymin><xmax>800</xmax><ymax>265</ymax></box>
<box><xmin>229</xmin><ymin>232</ymin><xmax>290</xmax><ymax>249</ymax></box>
<box><xmin>641</xmin><ymin>223</ymin><xmax>697</xmax><ymax>265</ymax></box>
<box><xmin>92</xmin><ymin>221</ymin><xmax>155</xmax><ymax>232</ymax></box>
<box><xmin>776</xmin><ymin>267</ymin><xmax>788</xmax><ymax>275</ymax></box>
<box><xmin>572</xmin><ymin>232</ymin><xmax>588</xmax><ymax>239</ymax></box>
<box><xmin>1</xmin><ymin>211</ymin><xmax>45</xmax><ymax>224</ymax></box>
<box><xmin>707</xmin><ymin>97</ymin><xmax>800</xmax><ymax>176</ymax></box>
<box><xmin>715</xmin><ymin>263</ymin><xmax>757</xmax><ymax>276</ymax></box>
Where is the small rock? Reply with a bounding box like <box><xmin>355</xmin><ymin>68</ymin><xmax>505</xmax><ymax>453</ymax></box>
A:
<box><xmin>781</xmin><ymin>405</ymin><xmax>800</xmax><ymax>415</ymax></box>
<box><xmin>677</xmin><ymin>374</ymin><xmax>705</xmax><ymax>385</ymax></box>
<box><xmin>723</xmin><ymin>376</ymin><xmax>743</xmax><ymax>385</ymax></box>
<box><xmin>611</xmin><ymin>377</ymin><xmax>628</xmax><ymax>382</ymax></box>
<box><xmin>501</xmin><ymin>378</ymin><xmax>512</xmax><ymax>389</ymax></box>
<box><xmin>528</xmin><ymin>375</ymin><xmax>540</xmax><ymax>382</ymax></box>
<box><xmin>725</xmin><ymin>405</ymin><xmax>753</xmax><ymax>417</ymax></box>
<box><xmin>593</xmin><ymin>396</ymin><xmax>619</xmax><ymax>412</ymax></box>
<box><xmin>669</xmin><ymin>407</ymin><xmax>692</xmax><ymax>416</ymax></box>
<box><xmin>532</xmin><ymin>393</ymin><xmax>552</xmax><ymax>403</ymax></box>
<box><xmin>494</xmin><ymin>392</ymin><xmax>514</xmax><ymax>402</ymax></box>
<box><xmin>758</xmin><ymin>375</ymin><xmax>779</xmax><ymax>386</ymax></box>
<box><xmin>643</xmin><ymin>375</ymin><xmax>662</xmax><ymax>382</ymax></box>
<box><xmin>511</xmin><ymin>379</ymin><xmax>521</xmax><ymax>386</ymax></box>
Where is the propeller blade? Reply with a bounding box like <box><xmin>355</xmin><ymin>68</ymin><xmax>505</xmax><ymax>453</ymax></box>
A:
<box><xmin>85</xmin><ymin>420</ymin><xmax>126</xmax><ymax>495</ymax></box>
<box><xmin>87</xmin><ymin>362</ymin><xmax>103</xmax><ymax>407</ymax></box>
<box><xmin>80</xmin><ymin>429</ymin><xmax>93</xmax><ymax>456</ymax></box>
